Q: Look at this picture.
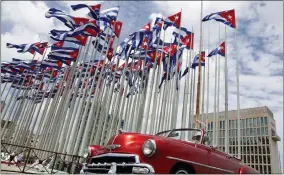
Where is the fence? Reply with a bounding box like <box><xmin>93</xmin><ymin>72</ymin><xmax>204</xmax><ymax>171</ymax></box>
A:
<box><xmin>1</xmin><ymin>142</ymin><xmax>84</xmax><ymax>174</ymax></box>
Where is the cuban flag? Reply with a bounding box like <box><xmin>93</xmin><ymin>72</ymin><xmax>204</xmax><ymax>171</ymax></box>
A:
<box><xmin>163</xmin><ymin>11</ymin><xmax>181</xmax><ymax>30</ymax></box>
<box><xmin>48</xmin><ymin>49</ymin><xmax>79</xmax><ymax>62</ymax></box>
<box><xmin>202</xmin><ymin>9</ymin><xmax>236</xmax><ymax>28</ymax></box>
<box><xmin>50</xmin><ymin>30</ymin><xmax>88</xmax><ymax>46</ymax></box>
<box><xmin>31</xmin><ymin>42</ymin><xmax>49</xmax><ymax>55</ymax></box>
<box><xmin>191</xmin><ymin>51</ymin><xmax>206</xmax><ymax>69</ymax></box>
<box><xmin>7</xmin><ymin>42</ymin><xmax>48</xmax><ymax>55</ymax></box>
<box><xmin>41</xmin><ymin>59</ymin><xmax>63</xmax><ymax>69</ymax></box>
<box><xmin>172</xmin><ymin>27</ymin><xmax>194</xmax><ymax>49</ymax></box>
<box><xmin>208</xmin><ymin>42</ymin><xmax>225</xmax><ymax>57</ymax></box>
<box><xmin>98</xmin><ymin>6</ymin><xmax>119</xmax><ymax>21</ymax></box>
<box><xmin>7</xmin><ymin>43</ymin><xmax>35</xmax><ymax>54</ymax></box>
<box><xmin>111</xmin><ymin>21</ymin><xmax>123</xmax><ymax>37</ymax></box>
<box><xmin>71</xmin><ymin>4</ymin><xmax>101</xmax><ymax>20</ymax></box>
<box><xmin>45</xmin><ymin>8</ymin><xmax>90</xmax><ymax>30</ymax></box>
<box><xmin>50</xmin><ymin>20</ymin><xmax>99</xmax><ymax>42</ymax></box>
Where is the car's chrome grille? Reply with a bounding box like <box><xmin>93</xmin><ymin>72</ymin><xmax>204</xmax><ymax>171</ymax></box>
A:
<box><xmin>88</xmin><ymin>153</ymin><xmax>138</xmax><ymax>164</ymax></box>
<box><xmin>84</xmin><ymin>153</ymin><xmax>140</xmax><ymax>174</ymax></box>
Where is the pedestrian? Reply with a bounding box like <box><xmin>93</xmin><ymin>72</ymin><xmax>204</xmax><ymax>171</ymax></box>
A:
<box><xmin>16</xmin><ymin>153</ymin><xmax>23</xmax><ymax>166</ymax></box>
<box><xmin>8</xmin><ymin>152</ymin><xmax>15</xmax><ymax>166</ymax></box>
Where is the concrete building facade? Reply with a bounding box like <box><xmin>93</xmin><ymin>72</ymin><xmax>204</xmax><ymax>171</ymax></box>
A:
<box><xmin>205</xmin><ymin>106</ymin><xmax>281</xmax><ymax>174</ymax></box>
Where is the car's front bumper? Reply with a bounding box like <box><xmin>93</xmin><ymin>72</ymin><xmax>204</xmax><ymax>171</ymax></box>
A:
<box><xmin>80</xmin><ymin>153</ymin><xmax>155</xmax><ymax>174</ymax></box>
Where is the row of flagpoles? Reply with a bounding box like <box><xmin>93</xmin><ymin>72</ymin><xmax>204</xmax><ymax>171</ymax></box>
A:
<box><xmin>1</xmin><ymin>1</ymin><xmax>241</xmax><ymax>159</ymax></box>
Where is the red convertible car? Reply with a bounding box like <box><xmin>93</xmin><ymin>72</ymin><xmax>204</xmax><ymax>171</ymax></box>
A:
<box><xmin>80</xmin><ymin>128</ymin><xmax>259</xmax><ymax>174</ymax></box>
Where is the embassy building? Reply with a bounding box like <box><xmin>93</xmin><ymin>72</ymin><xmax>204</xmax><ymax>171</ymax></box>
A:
<box><xmin>205</xmin><ymin>106</ymin><xmax>281</xmax><ymax>174</ymax></box>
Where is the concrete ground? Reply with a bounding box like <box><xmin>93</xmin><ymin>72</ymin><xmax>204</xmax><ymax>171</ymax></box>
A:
<box><xmin>0</xmin><ymin>163</ymin><xmax>68</xmax><ymax>174</ymax></box>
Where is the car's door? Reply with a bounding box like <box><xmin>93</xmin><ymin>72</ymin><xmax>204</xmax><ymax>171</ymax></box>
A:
<box><xmin>208</xmin><ymin>149</ymin><xmax>238</xmax><ymax>174</ymax></box>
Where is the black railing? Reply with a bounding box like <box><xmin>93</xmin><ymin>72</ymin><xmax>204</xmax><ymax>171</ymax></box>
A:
<box><xmin>1</xmin><ymin>142</ymin><xmax>84</xmax><ymax>174</ymax></box>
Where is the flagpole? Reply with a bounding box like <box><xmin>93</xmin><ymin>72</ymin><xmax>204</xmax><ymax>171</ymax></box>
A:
<box><xmin>224</xmin><ymin>25</ymin><xmax>229</xmax><ymax>154</ymax></box>
<box><xmin>194</xmin><ymin>0</ymin><xmax>203</xmax><ymax>128</ymax></box>
<box><xmin>206</xmin><ymin>23</ymin><xmax>210</xmax><ymax>130</ymax></box>
<box><xmin>235</xmin><ymin>24</ymin><xmax>241</xmax><ymax>159</ymax></box>
<box><xmin>216</xmin><ymin>22</ymin><xmax>221</xmax><ymax>148</ymax></box>
<box><xmin>181</xmin><ymin>49</ymin><xmax>189</xmax><ymax>132</ymax></box>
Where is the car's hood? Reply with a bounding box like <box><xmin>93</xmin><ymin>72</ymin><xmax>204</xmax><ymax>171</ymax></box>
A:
<box><xmin>96</xmin><ymin>132</ymin><xmax>197</xmax><ymax>155</ymax></box>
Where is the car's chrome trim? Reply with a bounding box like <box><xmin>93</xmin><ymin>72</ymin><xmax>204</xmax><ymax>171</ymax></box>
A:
<box><xmin>90</xmin><ymin>153</ymin><xmax>140</xmax><ymax>163</ymax></box>
<box><xmin>167</xmin><ymin>156</ymin><xmax>235</xmax><ymax>174</ymax></box>
<box><xmin>104</xmin><ymin>144</ymin><xmax>121</xmax><ymax>150</ymax></box>
<box><xmin>82</xmin><ymin>162</ymin><xmax>155</xmax><ymax>174</ymax></box>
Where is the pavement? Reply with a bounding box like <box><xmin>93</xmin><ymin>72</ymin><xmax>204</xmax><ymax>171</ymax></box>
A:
<box><xmin>1</xmin><ymin>162</ymin><xmax>68</xmax><ymax>174</ymax></box>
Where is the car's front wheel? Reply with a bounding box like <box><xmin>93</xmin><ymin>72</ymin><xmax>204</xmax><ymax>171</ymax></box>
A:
<box><xmin>174</xmin><ymin>168</ymin><xmax>191</xmax><ymax>174</ymax></box>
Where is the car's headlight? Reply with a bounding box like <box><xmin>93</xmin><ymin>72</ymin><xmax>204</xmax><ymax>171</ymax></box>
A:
<box><xmin>83</xmin><ymin>146</ymin><xmax>91</xmax><ymax>158</ymax></box>
<box><xmin>142</xmin><ymin>139</ymin><xmax>156</xmax><ymax>157</ymax></box>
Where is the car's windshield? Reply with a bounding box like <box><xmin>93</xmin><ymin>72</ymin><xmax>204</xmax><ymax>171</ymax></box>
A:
<box><xmin>156</xmin><ymin>129</ymin><xmax>202</xmax><ymax>143</ymax></box>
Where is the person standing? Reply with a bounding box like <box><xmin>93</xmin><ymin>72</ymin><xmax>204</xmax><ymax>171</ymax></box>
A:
<box><xmin>8</xmin><ymin>152</ymin><xmax>15</xmax><ymax>166</ymax></box>
<box><xmin>16</xmin><ymin>153</ymin><xmax>23</xmax><ymax>166</ymax></box>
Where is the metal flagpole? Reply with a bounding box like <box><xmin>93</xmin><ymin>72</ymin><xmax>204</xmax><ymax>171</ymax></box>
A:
<box><xmin>216</xmin><ymin>22</ymin><xmax>221</xmax><ymax>147</ymax></box>
<box><xmin>191</xmin><ymin>66</ymin><xmax>196</xmax><ymax>128</ymax></box>
<box><xmin>224</xmin><ymin>25</ymin><xmax>229</xmax><ymax>154</ymax></box>
<box><xmin>206</xmin><ymin>23</ymin><xmax>210</xmax><ymax>129</ymax></box>
<box><xmin>235</xmin><ymin>24</ymin><xmax>241</xmax><ymax>159</ymax></box>
<box><xmin>195</xmin><ymin>0</ymin><xmax>203</xmax><ymax>128</ymax></box>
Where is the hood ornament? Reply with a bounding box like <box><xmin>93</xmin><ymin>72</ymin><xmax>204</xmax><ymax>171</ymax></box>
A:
<box><xmin>104</xmin><ymin>144</ymin><xmax>121</xmax><ymax>151</ymax></box>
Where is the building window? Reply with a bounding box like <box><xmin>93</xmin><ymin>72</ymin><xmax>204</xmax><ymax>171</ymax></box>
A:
<box><xmin>246</xmin><ymin>118</ymin><xmax>249</xmax><ymax>127</ymax></box>
<box><xmin>220</xmin><ymin>121</ymin><xmax>222</xmax><ymax>129</ymax></box>
<box><xmin>268</xmin><ymin>166</ymin><xmax>271</xmax><ymax>174</ymax></box>
<box><xmin>264</xmin><ymin>117</ymin><xmax>268</xmax><ymax>125</ymax></box>
<box><xmin>265</xmin><ymin>127</ymin><xmax>268</xmax><ymax>135</ymax></box>
<box><xmin>261</xmin><ymin>117</ymin><xmax>264</xmax><ymax>126</ymax></box>
<box><xmin>264</xmin><ymin>166</ymin><xmax>267</xmax><ymax>173</ymax></box>
<box><xmin>257</xmin><ymin>128</ymin><xmax>260</xmax><ymax>135</ymax></box>
<box><xmin>257</xmin><ymin>118</ymin><xmax>261</xmax><ymax>126</ymax></box>
<box><xmin>253</xmin><ymin>118</ymin><xmax>256</xmax><ymax>127</ymax></box>
<box><xmin>261</xmin><ymin>127</ymin><xmax>265</xmax><ymax>135</ymax></box>
<box><xmin>250</xmin><ymin>118</ymin><xmax>253</xmax><ymax>127</ymax></box>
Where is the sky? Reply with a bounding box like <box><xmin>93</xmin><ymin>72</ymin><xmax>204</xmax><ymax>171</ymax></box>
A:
<box><xmin>1</xmin><ymin>0</ymin><xmax>283</xmax><ymax>169</ymax></box>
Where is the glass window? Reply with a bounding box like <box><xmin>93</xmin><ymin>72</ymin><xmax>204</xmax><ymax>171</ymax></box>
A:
<box><xmin>264</xmin><ymin>117</ymin><xmax>268</xmax><ymax>125</ymax></box>
<box><xmin>253</xmin><ymin>118</ymin><xmax>256</xmax><ymax>127</ymax></box>
<box><xmin>261</xmin><ymin>117</ymin><xmax>264</xmax><ymax>126</ymax></box>
<box><xmin>261</xmin><ymin>127</ymin><xmax>265</xmax><ymax>135</ymax></box>
<box><xmin>250</xmin><ymin>128</ymin><xmax>253</xmax><ymax>136</ymax></box>
<box><xmin>257</xmin><ymin>118</ymin><xmax>261</xmax><ymax>126</ymax></box>
<box><xmin>257</xmin><ymin>128</ymin><xmax>260</xmax><ymax>135</ymax></box>
<box><xmin>208</xmin><ymin>123</ymin><xmax>210</xmax><ymax>130</ymax></box>
<box><xmin>246</xmin><ymin>118</ymin><xmax>249</xmax><ymax>127</ymax></box>
<box><xmin>265</xmin><ymin>127</ymin><xmax>268</xmax><ymax>135</ymax></box>
<box><xmin>246</xmin><ymin>128</ymin><xmax>249</xmax><ymax>136</ymax></box>
<box><xmin>251</xmin><ymin>118</ymin><xmax>254</xmax><ymax>127</ymax></box>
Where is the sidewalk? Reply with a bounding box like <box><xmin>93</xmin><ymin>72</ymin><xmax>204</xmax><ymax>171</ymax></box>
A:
<box><xmin>1</xmin><ymin>163</ymin><xmax>38</xmax><ymax>174</ymax></box>
<box><xmin>1</xmin><ymin>163</ymin><xmax>68</xmax><ymax>174</ymax></box>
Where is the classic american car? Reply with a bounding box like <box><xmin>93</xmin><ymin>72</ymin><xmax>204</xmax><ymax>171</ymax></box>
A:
<box><xmin>80</xmin><ymin>128</ymin><xmax>259</xmax><ymax>174</ymax></box>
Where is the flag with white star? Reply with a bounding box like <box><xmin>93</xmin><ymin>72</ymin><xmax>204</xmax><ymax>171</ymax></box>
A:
<box><xmin>202</xmin><ymin>9</ymin><xmax>236</xmax><ymax>28</ymax></box>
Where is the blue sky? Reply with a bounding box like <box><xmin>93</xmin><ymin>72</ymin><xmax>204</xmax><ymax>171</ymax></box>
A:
<box><xmin>1</xmin><ymin>0</ymin><xmax>283</xmax><ymax>168</ymax></box>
